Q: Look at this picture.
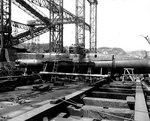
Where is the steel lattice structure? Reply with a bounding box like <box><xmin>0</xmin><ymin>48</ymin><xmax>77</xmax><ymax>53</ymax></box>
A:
<box><xmin>0</xmin><ymin>0</ymin><xmax>12</xmax><ymax>61</ymax></box>
<box><xmin>11</xmin><ymin>0</ymin><xmax>91</xmax><ymax>46</ymax></box>
<box><xmin>87</xmin><ymin>0</ymin><xmax>97</xmax><ymax>53</ymax></box>
<box><xmin>49</xmin><ymin>0</ymin><xmax>63</xmax><ymax>53</ymax></box>
<box><xmin>89</xmin><ymin>1</ymin><xmax>97</xmax><ymax>53</ymax></box>
<box><xmin>0</xmin><ymin>0</ymin><xmax>98</xmax><ymax>61</ymax></box>
<box><xmin>75</xmin><ymin>0</ymin><xmax>97</xmax><ymax>53</ymax></box>
<box><xmin>75</xmin><ymin>0</ymin><xmax>86</xmax><ymax>48</ymax></box>
<box><xmin>0</xmin><ymin>0</ymin><xmax>12</xmax><ymax>48</ymax></box>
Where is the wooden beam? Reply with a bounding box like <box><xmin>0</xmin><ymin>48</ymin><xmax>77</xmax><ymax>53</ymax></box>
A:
<box><xmin>8</xmin><ymin>86</ymin><xmax>93</xmax><ymax>121</ymax></box>
<box><xmin>134</xmin><ymin>79</ymin><xmax>150</xmax><ymax>121</ymax></box>
<box><xmin>98</xmin><ymin>87</ymin><xmax>135</xmax><ymax>94</ymax></box>
<box><xmin>83</xmin><ymin>97</ymin><xmax>132</xmax><ymax>109</ymax></box>
<box><xmin>90</xmin><ymin>91</ymin><xmax>134</xmax><ymax>100</ymax></box>
<box><xmin>81</xmin><ymin>105</ymin><xmax>134</xmax><ymax>120</ymax></box>
<box><xmin>109</xmin><ymin>82</ymin><xmax>135</xmax><ymax>89</ymax></box>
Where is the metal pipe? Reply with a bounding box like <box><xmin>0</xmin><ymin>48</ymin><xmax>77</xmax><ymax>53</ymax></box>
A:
<box><xmin>17</xmin><ymin>58</ymin><xmax>150</xmax><ymax>68</ymax></box>
<box><xmin>95</xmin><ymin>60</ymin><xmax>150</xmax><ymax>68</ymax></box>
<box><xmin>40</xmin><ymin>71</ymin><xmax>108</xmax><ymax>77</ymax></box>
<box><xmin>17</xmin><ymin>59</ymin><xmax>150</xmax><ymax>74</ymax></box>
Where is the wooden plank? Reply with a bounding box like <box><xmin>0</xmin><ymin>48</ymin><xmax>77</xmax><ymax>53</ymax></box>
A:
<box><xmin>134</xmin><ymin>79</ymin><xmax>150</xmax><ymax>121</ymax></box>
<box><xmin>126</xmin><ymin>96</ymin><xmax>134</xmax><ymax>104</ymax></box>
<box><xmin>109</xmin><ymin>82</ymin><xmax>135</xmax><ymax>89</ymax></box>
<box><xmin>98</xmin><ymin>87</ymin><xmax>135</xmax><ymax>94</ymax></box>
<box><xmin>81</xmin><ymin>105</ymin><xmax>134</xmax><ymax>120</ymax></box>
<box><xmin>83</xmin><ymin>97</ymin><xmax>131</xmax><ymax>108</ymax></box>
<box><xmin>8</xmin><ymin>87</ymin><xmax>93</xmax><ymax>121</ymax></box>
<box><xmin>51</xmin><ymin>117</ymin><xmax>72</xmax><ymax>121</ymax></box>
<box><xmin>53</xmin><ymin>117</ymin><xmax>95</xmax><ymax>121</ymax></box>
<box><xmin>126</xmin><ymin>96</ymin><xmax>135</xmax><ymax>110</ymax></box>
<box><xmin>90</xmin><ymin>91</ymin><xmax>134</xmax><ymax>100</ymax></box>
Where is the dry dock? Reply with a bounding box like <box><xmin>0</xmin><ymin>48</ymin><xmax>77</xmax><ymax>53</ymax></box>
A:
<box><xmin>0</xmin><ymin>75</ymin><xmax>149</xmax><ymax>121</ymax></box>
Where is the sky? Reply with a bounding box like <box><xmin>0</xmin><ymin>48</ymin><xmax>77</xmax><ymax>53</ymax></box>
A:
<box><xmin>12</xmin><ymin>0</ymin><xmax>150</xmax><ymax>51</ymax></box>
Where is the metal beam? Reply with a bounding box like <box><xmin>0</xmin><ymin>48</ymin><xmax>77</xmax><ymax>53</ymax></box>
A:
<box><xmin>11</xmin><ymin>21</ymin><xmax>31</xmax><ymax>30</ymax></box>
<box><xmin>12</xmin><ymin>0</ymin><xmax>90</xmax><ymax>45</ymax></box>
<box><xmin>12</xmin><ymin>26</ymin><xmax>49</xmax><ymax>45</ymax></box>
<box><xmin>12</xmin><ymin>0</ymin><xmax>50</xmax><ymax>25</ymax></box>
<box><xmin>49</xmin><ymin>0</ymin><xmax>64</xmax><ymax>53</ymax></box>
<box><xmin>40</xmin><ymin>71</ymin><xmax>108</xmax><ymax>78</ymax></box>
<box><xmin>24</xmin><ymin>0</ymin><xmax>90</xmax><ymax>31</ymax></box>
<box><xmin>0</xmin><ymin>0</ymin><xmax>12</xmax><ymax>47</ymax></box>
<box><xmin>12</xmin><ymin>18</ymin><xmax>83</xmax><ymax>45</ymax></box>
<box><xmin>0</xmin><ymin>0</ymin><xmax>12</xmax><ymax>61</ymax></box>
<box><xmin>12</xmin><ymin>18</ymin><xmax>81</xmax><ymax>45</ymax></box>
<box><xmin>134</xmin><ymin>79</ymin><xmax>150</xmax><ymax>121</ymax></box>
<box><xmin>12</xmin><ymin>0</ymin><xmax>46</xmax><ymax>24</ymax></box>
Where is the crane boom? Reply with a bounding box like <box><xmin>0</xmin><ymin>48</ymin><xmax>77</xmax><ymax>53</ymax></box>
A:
<box><xmin>141</xmin><ymin>35</ymin><xmax>150</xmax><ymax>45</ymax></box>
<box><xmin>23</xmin><ymin>0</ymin><xmax>90</xmax><ymax>30</ymax></box>
<box><xmin>12</xmin><ymin>0</ymin><xmax>91</xmax><ymax>45</ymax></box>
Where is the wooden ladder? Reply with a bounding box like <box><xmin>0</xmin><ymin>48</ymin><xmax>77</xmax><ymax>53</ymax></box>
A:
<box><xmin>51</xmin><ymin>59</ymin><xmax>59</xmax><ymax>82</ymax></box>
<box><xmin>86</xmin><ymin>67</ymin><xmax>92</xmax><ymax>82</ymax></box>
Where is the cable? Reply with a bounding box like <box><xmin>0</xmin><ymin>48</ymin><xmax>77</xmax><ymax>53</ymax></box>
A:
<box><xmin>59</xmin><ymin>98</ymin><xmax>82</xmax><ymax>108</ymax></box>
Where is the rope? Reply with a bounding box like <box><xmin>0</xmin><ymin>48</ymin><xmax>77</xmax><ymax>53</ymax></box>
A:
<box><xmin>59</xmin><ymin>98</ymin><xmax>82</xmax><ymax>108</ymax></box>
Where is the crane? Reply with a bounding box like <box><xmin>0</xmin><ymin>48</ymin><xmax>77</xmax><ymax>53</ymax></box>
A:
<box><xmin>140</xmin><ymin>35</ymin><xmax>150</xmax><ymax>58</ymax></box>
<box><xmin>0</xmin><ymin>0</ymin><xmax>97</xmax><ymax>62</ymax></box>
<box><xmin>141</xmin><ymin>35</ymin><xmax>150</xmax><ymax>45</ymax></box>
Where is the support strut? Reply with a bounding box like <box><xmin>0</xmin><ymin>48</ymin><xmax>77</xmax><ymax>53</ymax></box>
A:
<box><xmin>0</xmin><ymin>0</ymin><xmax>12</xmax><ymax>61</ymax></box>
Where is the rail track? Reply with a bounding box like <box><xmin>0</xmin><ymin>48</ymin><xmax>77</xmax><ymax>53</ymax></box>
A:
<box><xmin>1</xmin><ymin>76</ymin><xmax>149</xmax><ymax>121</ymax></box>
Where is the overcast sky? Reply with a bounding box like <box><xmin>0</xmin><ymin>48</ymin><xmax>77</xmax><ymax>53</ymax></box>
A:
<box><xmin>12</xmin><ymin>0</ymin><xmax>150</xmax><ymax>51</ymax></box>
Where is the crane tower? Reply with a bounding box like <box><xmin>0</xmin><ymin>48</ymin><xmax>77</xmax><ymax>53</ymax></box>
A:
<box><xmin>76</xmin><ymin>0</ymin><xmax>86</xmax><ymax>49</ymax></box>
<box><xmin>75</xmin><ymin>0</ymin><xmax>98</xmax><ymax>55</ymax></box>
<box><xmin>49</xmin><ymin>0</ymin><xmax>63</xmax><ymax>53</ymax></box>
<box><xmin>89</xmin><ymin>0</ymin><xmax>97</xmax><ymax>53</ymax></box>
<box><xmin>0</xmin><ymin>0</ymin><xmax>12</xmax><ymax>61</ymax></box>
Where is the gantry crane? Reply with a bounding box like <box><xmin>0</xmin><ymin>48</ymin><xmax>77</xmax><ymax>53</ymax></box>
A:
<box><xmin>89</xmin><ymin>0</ymin><xmax>98</xmax><ymax>54</ymax></box>
<box><xmin>76</xmin><ymin>0</ymin><xmax>98</xmax><ymax>55</ymax></box>
<box><xmin>0</xmin><ymin>0</ymin><xmax>98</xmax><ymax>62</ymax></box>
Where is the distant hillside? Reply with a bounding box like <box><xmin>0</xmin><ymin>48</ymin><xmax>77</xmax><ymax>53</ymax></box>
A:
<box><xmin>127</xmin><ymin>50</ymin><xmax>150</xmax><ymax>59</ymax></box>
<box><xmin>96</xmin><ymin>47</ymin><xmax>150</xmax><ymax>60</ymax></box>
<box><xmin>97</xmin><ymin>47</ymin><xmax>126</xmax><ymax>55</ymax></box>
